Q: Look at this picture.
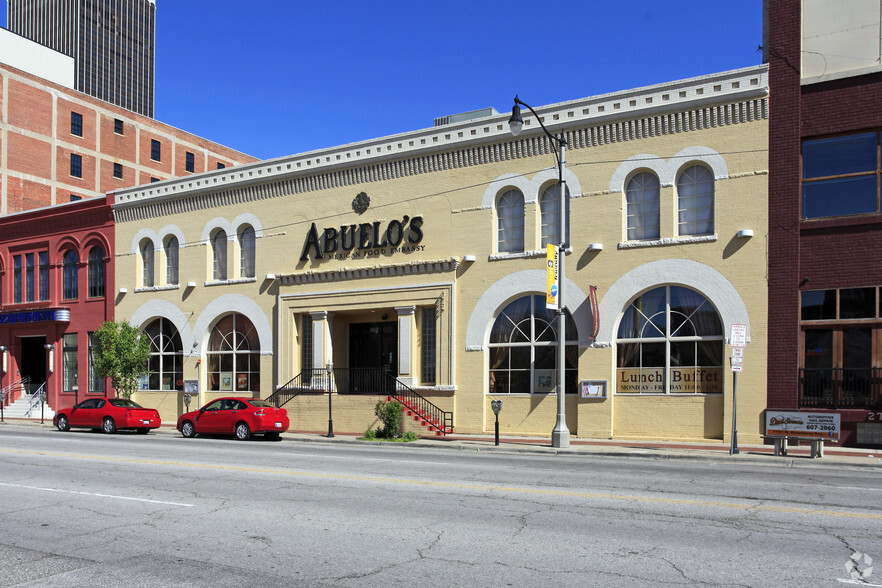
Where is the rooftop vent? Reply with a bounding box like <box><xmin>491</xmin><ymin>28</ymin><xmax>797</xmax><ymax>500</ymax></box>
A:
<box><xmin>434</xmin><ymin>107</ymin><xmax>499</xmax><ymax>127</ymax></box>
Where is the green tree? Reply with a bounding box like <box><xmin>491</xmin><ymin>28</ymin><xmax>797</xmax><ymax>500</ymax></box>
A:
<box><xmin>92</xmin><ymin>320</ymin><xmax>151</xmax><ymax>399</ymax></box>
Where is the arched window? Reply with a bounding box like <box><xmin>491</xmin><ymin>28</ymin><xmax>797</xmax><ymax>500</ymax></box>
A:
<box><xmin>140</xmin><ymin>239</ymin><xmax>154</xmax><ymax>288</ymax></box>
<box><xmin>497</xmin><ymin>189</ymin><xmax>525</xmax><ymax>253</ymax></box>
<box><xmin>239</xmin><ymin>226</ymin><xmax>255</xmax><ymax>278</ymax></box>
<box><xmin>165</xmin><ymin>236</ymin><xmax>179</xmax><ymax>285</ymax></box>
<box><xmin>62</xmin><ymin>250</ymin><xmax>79</xmax><ymax>300</ymax></box>
<box><xmin>488</xmin><ymin>295</ymin><xmax>577</xmax><ymax>394</ymax></box>
<box><xmin>88</xmin><ymin>246</ymin><xmax>105</xmax><ymax>298</ymax></box>
<box><xmin>208</xmin><ymin>313</ymin><xmax>260</xmax><ymax>393</ymax></box>
<box><xmin>626</xmin><ymin>172</ymin><xmax>660</xmax><ymax>241</ymax></box>
<box><xmin>677</xmin><ymin>165</ymin><xmax>714</xmax><ymax>236</ymax></box>
<box><xmin>212</xmin><ymin>230</ymin><xmax>227</xmax><ymax>280</ymax></box>
<box><xmin>616</xmin><ymin>286</ymin><xmax>723</xmax><ymax>394</ymax></box>
<box><xmin>540</xmin><ymin>184</ymin><xmax>570</xmax><ymax>248</ymax></box>
<box><xmin>145</xmin><ymin>318</ymin><xmax>183</xmax><ymax>390</ymax></box>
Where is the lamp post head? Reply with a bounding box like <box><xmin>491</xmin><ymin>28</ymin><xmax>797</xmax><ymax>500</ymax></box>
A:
<box><xmin>326</xmin><ymin>362</ymin><xmax>333</xmax><ymax>375</ymax></box>
<box><xmin>43</xmin><ymin>343</ymin><xmax>54</xmax><ymax>351</ymax></box>
<box><xmin>0</xmin><ymin>346</ymin><xmax>6</xmax><ymax>352</ymax></box>
<box><xmin>508</xmin><ymin>96</ymin><xmax>524</xmax><ymax>136</ymax></box>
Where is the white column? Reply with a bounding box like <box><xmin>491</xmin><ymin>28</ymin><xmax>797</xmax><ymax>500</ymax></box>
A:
<box><xmin>395</xmin><ymin>306</ymin><xmax>415</xmax><ymax>386</ymax></box>
<box><xmin>309</xmin><ymin>311</ymin><xmax>331</xmax><ymax>370</ymax></box>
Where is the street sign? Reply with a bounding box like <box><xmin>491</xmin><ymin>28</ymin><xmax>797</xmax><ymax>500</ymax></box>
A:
<box><xmin>729</xmin><ymin>323</ymin><xmax>747</xmax><ymax>348</ymax></box>
<box><xmin>732</xmin><ymin>347</ymin><xmax>743</xmax><ymax>360</ymax></box>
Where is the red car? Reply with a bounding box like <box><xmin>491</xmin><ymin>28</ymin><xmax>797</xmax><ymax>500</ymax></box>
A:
<box><xmin>176</xmin><ymin>397</ymin><xmax>289</xmax><ymax>440</ymax></box>
<box><xmin>54</xmin><ymin>398</ymin><xmax>162</xmax><ymax>434</ymax></box>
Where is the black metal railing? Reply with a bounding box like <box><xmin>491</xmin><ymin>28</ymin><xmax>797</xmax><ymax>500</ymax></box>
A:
<box><xmin>799</xmin><ymin>367</ymin><xmax>881</xmax><ymax>410</ymax></box>
<box><xmin>267</xmin><ymin>368</ymin><xmax>453</xmax><ymax>434</ymax></box>
<box><xmin>388</xmin><ymin>376</ymin><xmax>454</xmax><ymax>435</ymax></box>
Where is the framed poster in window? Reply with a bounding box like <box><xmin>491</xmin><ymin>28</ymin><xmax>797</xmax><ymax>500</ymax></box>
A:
<box><xmin>534</xmin><ymin>369</ymin><xmax>556</xmax><ymax>393</ymax></box>
<box><xmin>220</xmin><ymin>372</ymin><xmax>233</xmax><ymax>391</ymax></box>
<box><xmin>236</xmin><ymin>373</ymin><xmax>248</xmax><ymax>391</ymax></box>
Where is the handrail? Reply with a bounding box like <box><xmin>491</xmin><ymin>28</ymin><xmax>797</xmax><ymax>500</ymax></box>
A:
<box><xmin>1</xmin><ymin>376</ymin><xmax>30</xmax><ymax>406</ymax></box>
<box><xmin>267</xmin><ymin>369</ymin><xmax>332</xmax><ymax>408</ymax></box>
<box><xmin>387</xmin><ymin>374</ymin><xmax>454</xmax><ymax>435</ymax></box>
<box><xmin>24</xmin><ymin>382</ymin><xmax>46</xmax><ymax>417</ymax></box>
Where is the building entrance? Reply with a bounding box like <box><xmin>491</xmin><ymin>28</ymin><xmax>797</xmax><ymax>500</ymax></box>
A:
<box><xmin>19</xmin><ymin>336</ymin><xmax>47</xmax><ymax>395</ymax></box>
<box><xmin>348</xmin><ymin>322</ymin><xmax>397</xmax><ymax>394</ymax></box>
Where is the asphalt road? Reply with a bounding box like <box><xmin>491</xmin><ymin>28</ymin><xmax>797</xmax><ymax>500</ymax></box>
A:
<box><xmin>0</xmin><ymin>425</ymin><xmax>879</xmax><ymax>587</ymax></box>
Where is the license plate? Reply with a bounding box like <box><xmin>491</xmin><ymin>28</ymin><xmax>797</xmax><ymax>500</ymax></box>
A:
<box><xmin>275</xmin><ymin>422</ymin><xmax>282</xmax><ymax>428</ymax></box>
<box><xmin>142</xmin><ymin>420</ymin><xmax>152</xmax><ymax>424</ymax></box>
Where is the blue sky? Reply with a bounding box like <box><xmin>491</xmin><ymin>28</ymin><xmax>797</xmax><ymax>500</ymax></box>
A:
<box><xmin>2</xmin><ymin>1</ymin><xmax>764</xmax><ymax>160</ymax></box>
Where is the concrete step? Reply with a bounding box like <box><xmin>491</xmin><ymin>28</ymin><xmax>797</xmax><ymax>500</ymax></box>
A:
<box><xmin>2</xmin><ymin>395</ymin><xmax>55</xmax><ymax>420</ymax></box>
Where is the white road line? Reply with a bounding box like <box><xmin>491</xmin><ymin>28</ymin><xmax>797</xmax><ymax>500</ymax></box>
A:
<box><xmin>0</xmin><ymin>482</ymin><xmax>194</xmax><ymax>507</ymax></box>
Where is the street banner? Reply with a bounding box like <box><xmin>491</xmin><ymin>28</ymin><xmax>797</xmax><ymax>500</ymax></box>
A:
<box><xmin>546</xmin><ymin>244</ymin><xmax>559</xmax><ymax>310</ymax></box>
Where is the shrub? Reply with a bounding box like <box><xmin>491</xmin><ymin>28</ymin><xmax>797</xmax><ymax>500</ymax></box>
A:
<box><xmin>374</xmin><ymin>399</ymin><xmax>404</xmax><ymax>438</ymax></box>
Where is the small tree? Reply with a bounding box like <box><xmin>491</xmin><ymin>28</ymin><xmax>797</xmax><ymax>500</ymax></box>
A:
<box><xmin>92</xmin><ymin>320</ymin><xmax>151</xmax><ymax>399</ymax></box>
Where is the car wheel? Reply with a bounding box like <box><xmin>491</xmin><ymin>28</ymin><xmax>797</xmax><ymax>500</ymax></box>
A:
<box><xmin>102</xmin><ymin>417</ymin><xmax>116</xmax><ymax>434</ymax></box>
<box><xmin>181</xmin><ymin>420</ymin><xmax>196</xmax><ymax>438</ymax></box>
<box><xmin>235</xmin><ymin>422</ymin><xmax>251</xmax><ymax>441</ymax></box>
<box><xmin>57</xmin><ymin>414</ymin><xmax>70</xmax><ymax>432</ymax></box>
<box><xmin>136</xmin><ymin>428</ymin><xmax>150</xmax><ymax>435</ymax></box>
<box><xmin>265</xmin><ymin>432</ymin><xmax>281</xmax><ymax>441</ymax></box>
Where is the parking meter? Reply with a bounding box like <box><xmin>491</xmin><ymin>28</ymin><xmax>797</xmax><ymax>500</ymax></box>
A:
<box><xmin>183</xmin><ymin>393</ymin><xmax>191</xmax><ymax>411</ymax></box>
<box><xmin>490</xmin><ymin>400</ymin><xmax>502</xmax><ymax>445</ymax></box>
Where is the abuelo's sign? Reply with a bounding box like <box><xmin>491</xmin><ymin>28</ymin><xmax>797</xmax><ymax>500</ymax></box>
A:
<box><xmin>300</xmin><ymin>215</ymin><xmax>424</xmax><ymax>261</ymax></box>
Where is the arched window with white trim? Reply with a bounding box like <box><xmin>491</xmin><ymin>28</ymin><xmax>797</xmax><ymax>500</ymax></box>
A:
<box><xmin>497</xmin><ymin>189</ymin><xmax>525</xmax><ymax>253</ymax></box>
<box><xmin>677</xmin><ymin>165</ymin><xmax>714</xmax><ymax>236</ymax></box>
<box><xmin>208</xmin><ymin>313</ymin><xmax>260</xmax><ymax>393</ymax></box>
<box><xmin>164</xmin><ymin>236</ymin><xmax>179</xmax><ymax>286</ymax></box>
<box><xmin>145</xmin><ymin>318</ymin><xmax>183</xmax><ymax>390</ymax></box>
<box><xmin>211</xmin><ymin>229</ymin><xmax>227</xmax><ymax>280</ymax></box>
<box><xmin>239</xmin><ymin>225</ymin><xmax>255</xmax><ymax>278</ymax></box>
<box><xmin>540</xmin><ymin>184</ymin><xmax>570</xmax><ymax>248</ymax></box>
<box><xmin>626</xmin><ymin>172</ymin><xmax>660</xmax><ymax>241</ymax></box>
<box><xmin>616</xmin><ymin>286</ymin><xmax>723</xmax><ymax>394</ymax></box>
<box><xmin>489</xmin><ymin>295</ymin><xmax>577</xmax><ymax>394</ymax></box>
<box><xmin>140</xmin><ymin>239</ymin><xmax>154</xmax><ymax>288</ymax></box>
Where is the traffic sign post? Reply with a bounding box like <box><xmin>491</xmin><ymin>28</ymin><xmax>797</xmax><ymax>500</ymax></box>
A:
<box><xmin>729</xmin><ymin>324</ymin><xmax>747</xmax><ymax>455</ymax></box>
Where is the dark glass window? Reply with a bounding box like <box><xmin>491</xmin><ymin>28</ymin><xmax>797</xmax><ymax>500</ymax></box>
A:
<box><xmin>801</xmin><ymin>290</ymin><xmax>837</xmax><ymax>320</ymax></box>
<box><xmin>217</xmin><ymin>162</ymin><xmax>226</xmax><ymax>170</ymax></box>
<box><xmin>39</xmin><ymin>252</ymin><xmax>49</xmax><ymax>301</ymax></box>
<box><xmin>63</xmin><ymin>250</ymin><xmax>79</xmax><ymax>300</ymax></box>
<box><xmin>114</xmin><ymin>118</ymin><xmax>124</xmax><ymax>134</ymax></box>
<box><xmin>13</xmin><ymin>255</ymin><xmax>21</xmax><ymax>303</ymax></box>
<box><xmin>113</xmin><ymin>163</ymin><xmax>123</xmax><ymax>179</ymax></box>
<box><xmin>71</xmin><ymin>112</ymin><xmax>83</xmax><ymax>137</ymax></box>
<box><xmin>25</xmin><ymin>253</ymin><xmax>34</xmax><ymax>302</ymax></box>
<box><xmin>88</xmin><ymin>247</ymin><xmax>105</xmax><ymax>298</ymax></box>
<box><xmin>150</xmin><ymin>177</ymin><xmax>159</xmax><ymax>183</ymax></box>
<box><xmin>185</xmin><ymin>151</ymin><xmax>195</xmax><ymax>173</ymax></box>
<box><xmin>70</xmin><ymin>153</ymin><xmax>83</xmax><ymax>178</ymax></box>
<box><xmin>151</xmin><ymin>139</ymin><xmax>161</xmax><ymax>161</ymax></box>
<box><xmin>70</xmin><ymin>195</ymin><xmax>82</xmax><ymax>202</ymax></box>
<box><xmin>840</xmin><ymin>288</ymin><xmax>877</xmax><ymax>319</ymax></box>
<box><xmin>422</xmin><ymin>307</ymin><xmax>437</xmax><ymax>384</ymax></box>
<box><xmin>802</xmin><ymin>132</ymin><xmax>880</xmax><ymax>219</ymax></box>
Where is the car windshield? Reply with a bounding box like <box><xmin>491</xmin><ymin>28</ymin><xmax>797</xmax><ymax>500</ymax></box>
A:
<box><xmin>249</xmin><ymin>399</ymin><xmax>274</xmax><ymax>408</ymax></box>
<box><xmin>108</xmin><ymin>399</ymin><xmax>142</xmax><ymax>408</ymax></box>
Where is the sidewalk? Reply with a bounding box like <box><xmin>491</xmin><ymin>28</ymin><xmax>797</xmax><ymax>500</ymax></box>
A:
<box><xmin>3</xmin><ymin>417</ymin><xmax>881</xmax><ymax>467</ymax></box>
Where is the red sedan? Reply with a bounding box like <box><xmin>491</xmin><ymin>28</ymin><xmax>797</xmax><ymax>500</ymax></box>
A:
<box><xmin>176</xmin><ymin>397</ymin><xmax>289</xmax><ymax>440</ymax></box>
<box><xmin>54</xmin><ymin>398</ymin><xmax>162</xmax><ymax>434</ymax></box>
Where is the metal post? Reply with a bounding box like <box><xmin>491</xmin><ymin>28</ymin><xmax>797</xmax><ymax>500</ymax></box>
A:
<box><xmin>552</xmin><ymin>135</ymin><xmax>570</xmax><ymax>449</ymax></box>
<box><xmin>730</xmin><ymin>371</ymin><xmax>739</xmax><ymax>454</ymax></box>
<box><xmin>326</xmin><ymin>363</ymin><xmax>334</xmax><ymax>438</ymax></box>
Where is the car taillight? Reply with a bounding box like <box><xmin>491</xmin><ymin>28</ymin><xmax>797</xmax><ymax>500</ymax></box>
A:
<box><xmin>254</xmin><ymin>409</ymin><xmax>265</xmax><ymax>416</ymax></box>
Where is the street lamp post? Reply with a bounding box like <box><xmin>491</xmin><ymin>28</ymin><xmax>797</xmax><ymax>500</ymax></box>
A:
<box><xmin>326</xmin><ymin>362</ymin><xmax>334</xmax><ymax>438</ymax></box>
<box><xmin>509</xmin><ymin>95</ymin><xmax>570</xmax><ymax>448</ymax></box>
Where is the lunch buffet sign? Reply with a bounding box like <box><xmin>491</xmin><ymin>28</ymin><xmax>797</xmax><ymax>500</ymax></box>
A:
<box><xmin>300</xmin><ymin>215</ymin><xmax>424</xmax><ymax>261</ymax></box>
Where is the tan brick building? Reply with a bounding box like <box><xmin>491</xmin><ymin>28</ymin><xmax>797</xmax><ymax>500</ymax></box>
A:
<box><xmin>114</xmin><ymin>65</ymin><xmax>770</xmax><ymax>444</ymax></box>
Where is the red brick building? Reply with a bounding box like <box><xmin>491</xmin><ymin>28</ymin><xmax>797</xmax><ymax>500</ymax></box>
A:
<box><xmin>0</xmin><ymin>59</ymin><xmax>257</xmax><ymax>214</ymax></box>
<box><xmin>766</xmin><ymin>0</ymin><xmax>882</xmax><ymax>446</ymax></box>
<box><xmin>0</xmin><ymin>196</ymin><xmax>115</xmax><ymax>417</ymax></box>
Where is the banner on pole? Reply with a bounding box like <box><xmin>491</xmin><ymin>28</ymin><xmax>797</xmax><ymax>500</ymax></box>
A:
<box><xmin>546</xmin><ymin>244</ymin><xmax>559</xmax><ymax>310</ymax></box>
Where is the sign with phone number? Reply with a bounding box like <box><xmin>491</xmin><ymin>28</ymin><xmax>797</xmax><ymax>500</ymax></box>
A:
<box><xmin>764</xmin><ymin>411</ymin><xmax>840</xmax><ymax>440</ymax></box>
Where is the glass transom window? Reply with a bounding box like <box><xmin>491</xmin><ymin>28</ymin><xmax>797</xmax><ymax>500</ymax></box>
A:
<box><xmin>617</xmin><ymin>286</ymin><xmax>723</xmax><ymax>394</ymax></box>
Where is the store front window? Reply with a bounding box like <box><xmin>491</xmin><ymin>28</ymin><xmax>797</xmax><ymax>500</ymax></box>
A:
<box><xmin>488</xmin><ymin>295</ymin><xmax>577</xmax><ymax>394</ymax></box>
<box><xmin>145</xmin><ymin>318</ymin><xmax>183</xmax><ymax>391</ymax></box>
<box><xmin>207</xmin><ymin>314</ymin><xmax>260</xmax><ymax>393</ymax></box>
<box><xmin>616</xmin><ymin>286</ymin><xmax>723</xmax><ymax>394</ymax></box>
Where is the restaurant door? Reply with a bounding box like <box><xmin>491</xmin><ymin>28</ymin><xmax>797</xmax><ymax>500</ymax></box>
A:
<box><xmin>349</xmin><ymin>322</ymin><xmax>397</xmax><ymax>394</ymax></box>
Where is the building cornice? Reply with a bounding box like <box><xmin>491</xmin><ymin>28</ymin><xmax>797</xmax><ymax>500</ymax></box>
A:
<box><xmin>113</xmin><ymin>65</ymin><xmax>768</xmax><ymax>224</ymax></box>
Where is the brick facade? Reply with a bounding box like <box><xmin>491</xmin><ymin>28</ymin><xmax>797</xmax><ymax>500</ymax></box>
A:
<box><xmin>0</xmin><ymin>61</ymin><xmax>257</xmax><ymax>215</ymax></box>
